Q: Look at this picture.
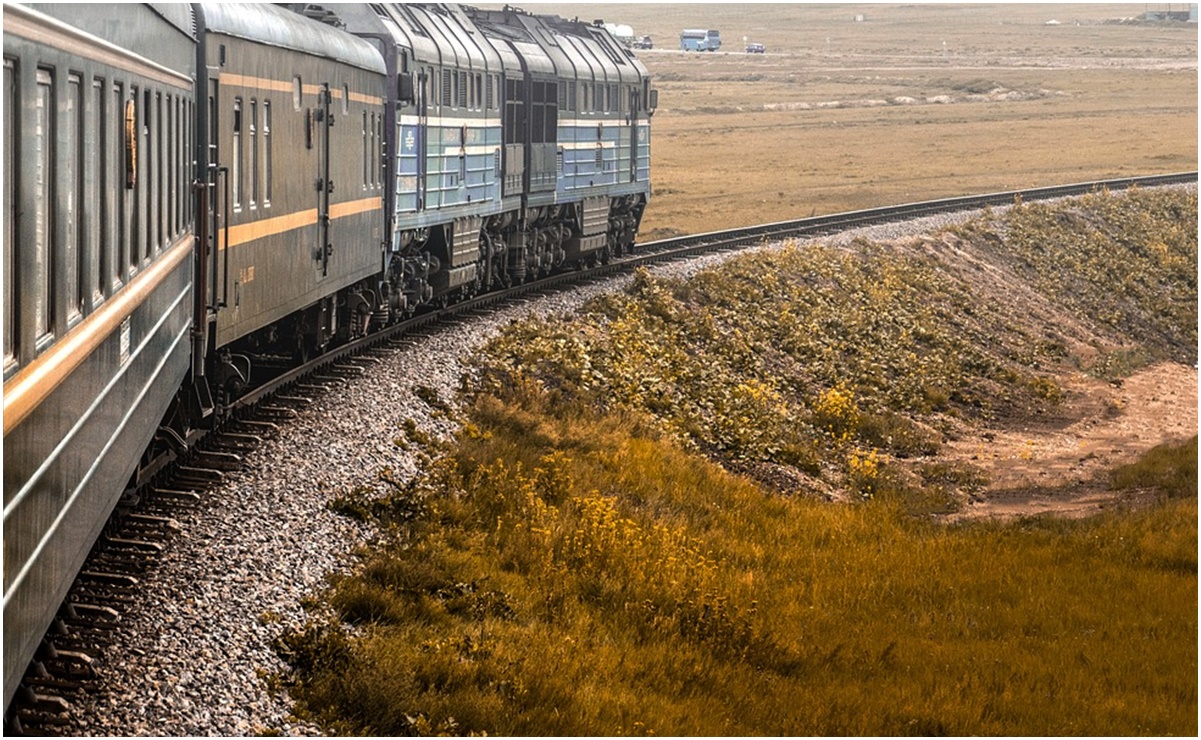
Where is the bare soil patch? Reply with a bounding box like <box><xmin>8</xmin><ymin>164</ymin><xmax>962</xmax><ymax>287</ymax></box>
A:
<box><xmin>946</xmin><ymin>361</ymin><xmax>1197</xmax><ymax>521</ymax></box>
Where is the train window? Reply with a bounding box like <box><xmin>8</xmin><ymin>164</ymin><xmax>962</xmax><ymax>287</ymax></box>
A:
<box><xmin>249</xmin><ymin>98</ymin><xmax>258</xmax><ymax>208</ymax></box>
<box><xmin>65</xmin><ymin>73</ymin><xmax>82</xmax><ymax>324</ymax></box>
<box><xmin>546</xmin><ymin>90</ymin><xmax>557</xmax><ymax>142</ymax></box>
<box><xmin>177</xmin><ymin>95</ymin><xmax>185</xmax><ymax>232</ymax></box>
<box><xmin>111</xmin><ymin>82</ymin><xmax>123</xmax><ymax>290</ymax></box>
<box><xmin>177</xmin><ymin>96</ymin><xmax>186</xmax><ymax>230</ymax></box>
<box><xmin>504</xmin><ymin>78</ymin><xmax>523</xmax><ymax>145</ymax></box>
<box><xmin>34</xmin><ymin>68</ymin><xmax>54</xmax><ymax>346</ymax></box>
<box><xmin>3</xmin><ymin>58</ymin><xmax>15</xmax><ymax>369</ymax></box>
<box><xmin>232</xmin><ymin>98</ymin><xmax>242</xmax><ymax>211</ymax></box>
<box><xmin>475</xmin><ymin>74</ymin><xmax>482</xmax><ymax>110</ymax></box>
<box><xmin>140</xmin><ymin>88</ymin><xmax>151</xmax><ymax>264</ymax></box>
<box><xmin>177</xmin><ymin>96</ymin><xmax>186</xmax><ymax>228</ymax></box>
<box><xmin>156</xmin><ymin>91</ymin><xmax>165</xmax><ymax>252</ymax></box>
<box><xmin>89</xmin><ymin>79</ymin><xmax>104</xmax><ymax>307</ymax></box>
<box><xmin>263</xmin><ymin>101</ymin><xmax>272</xmax><ymax>206</ymax></box>
<box><xmin>361</xmin><ymin>110</ymin><xmax>368</xmax><ymax>188</ymax></box>
<box><xmin>127</xmin><ymin>89</ymin><xmax>141</xmax><ymax>272</ymax></box>
<box><xmin>530</xmin><ymin>83</ymin><xmax>544</xmax><ymax>144</ymax></box>
<box><xmin>342</xmin><ymin>84</ymin><xmax>349</xmax><ymax>115</ymax></box>
<box><xmin>165</xmin><ymin>93</ymin><xmax>173</xmax><ymax>239</ymax></box>
<box><xmin>184</xmin><ymin>98</ymin><xmax>191</xmax><ymax>224</ymax></box>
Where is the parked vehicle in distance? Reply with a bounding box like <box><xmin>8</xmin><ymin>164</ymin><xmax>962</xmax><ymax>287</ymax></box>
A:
<box><xmin>633</xmin><ymin>35</ymin><xmax>653</xmax><ymax>49</ymax></box>
<box><xmin>680</xmin><ymin>28</ymin><xmax>721</xmax><ymax>51</ymax></box>
<box><xmin>746</xmin><ymin>42</ymin><xmax>765</xmax><ymax>53</ymax></box>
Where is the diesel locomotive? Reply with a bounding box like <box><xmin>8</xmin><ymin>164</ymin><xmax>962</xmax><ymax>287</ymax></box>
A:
<box><xmin>2</xmin><ymin>2</ymin><xmax>655</xmax><ymax>709</ymax></box>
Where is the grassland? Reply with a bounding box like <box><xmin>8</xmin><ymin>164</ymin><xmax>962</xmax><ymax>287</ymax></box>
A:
<box><xmin>279</xmin><ymin>420</ymin><xmax>1195</xmax><ymax>736</ymax></box>
<box><xmin>273</xmin><ymin>7</ymin><xmax>1197</xmax><ymax>736</ymax></box>
<box><xmin>277</xmin><ymin>190</ymin><xmax>1197</xmax><ymax>736</ymax></box>
<box><xmin>536</xmin><ymin>3</ymin><xmax>1198</xmax><ymax>236</ymax></box>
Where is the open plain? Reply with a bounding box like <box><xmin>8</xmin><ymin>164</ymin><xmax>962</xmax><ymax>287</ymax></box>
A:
<box><xmin>25</xmin><ymin>5</ymin><xmax>1196</xmax><ymax>736</ymax></box>
<box><xmin>545</xmin><ymin>3</ymin><xmax>1197</xmax><ymax>236</ymax></box>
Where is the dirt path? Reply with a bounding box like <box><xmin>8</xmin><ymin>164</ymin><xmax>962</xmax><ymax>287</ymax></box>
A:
<box><xmin>945</xmin><ymin>361</ymin><xmax>1197</xmax><ymax>521</ymax></box>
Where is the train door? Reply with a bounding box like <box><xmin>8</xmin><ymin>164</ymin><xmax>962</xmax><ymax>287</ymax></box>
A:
<box><xmin>314</xmin><ymin>83</ymin><xmax>333</xmax><ymax>279</ymax></box>
<box><xmin>628</xmin><ymin>87</ymin><xmax>638</xmax><ymax>182</ymax></box>
<box><xmin>416</xmin><ymin>70</ymin><xmax>427</xmax><ymax>211</ymax></box>
<box><xmin>202</xmin><ymin>72</ymin><xmax>225</xmax><ymax>320</ymax></box>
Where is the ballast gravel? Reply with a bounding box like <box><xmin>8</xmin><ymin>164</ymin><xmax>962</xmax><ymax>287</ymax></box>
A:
<box><xmin>52</xmin><ymin>191</ymin><xmax>1187</xmax><ymax>736</ymax></box>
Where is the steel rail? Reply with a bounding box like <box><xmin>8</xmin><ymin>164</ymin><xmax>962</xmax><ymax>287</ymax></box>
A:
<box><xmin>10</xmin><ymin>172</ymin><xmax>1194</xmax><ymax>728</ymax></box>
<box><xmin>243</xmin><ymin>171</ymin><xmax>1200</xmax><ymax>410</ymax></box>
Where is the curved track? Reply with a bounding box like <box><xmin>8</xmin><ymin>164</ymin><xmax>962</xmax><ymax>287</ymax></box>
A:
<box><xmin>6</xmin><ymin>172</ymin><xmax>1195</xmax><ymax>729</ymax></box>
<box><xmin>143</xmin><ymin>171</ymin><xmax>1201</xmax><ymax>497</ymax></box>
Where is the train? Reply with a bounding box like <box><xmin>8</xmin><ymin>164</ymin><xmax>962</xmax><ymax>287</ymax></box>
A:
<box><xmin>2</xmin><ymin>2</ymin><xmax>656</xmax><ymax>711</ymax></box>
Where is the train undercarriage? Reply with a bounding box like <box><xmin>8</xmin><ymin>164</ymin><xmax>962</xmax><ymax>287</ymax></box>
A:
<box><xmin>190</xmin><ymin>193</ymin><xmax>645</xmax><ymax>422</ymax></box>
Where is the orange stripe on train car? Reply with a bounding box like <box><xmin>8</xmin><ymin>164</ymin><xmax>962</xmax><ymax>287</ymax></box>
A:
<box><xmin>219</xmin><ymin>72</ymin><xmax>383</xmax><ymax>106</ymax></box>
<box><xmin>218</xmin><ymin>196</ymin><xmax>381</xmax><ymax>250</ymax></box>
<box><xmin>3</xmin><ymin>236</ymin><xmax>192</xmax><ymax>436</ymax></box>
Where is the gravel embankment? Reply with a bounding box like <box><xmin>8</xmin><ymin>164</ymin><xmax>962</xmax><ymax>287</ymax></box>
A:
<box><xmin>53</xmin><ymin>190</ymin><xmax>1187</xmax><ymax>735</ymax></box>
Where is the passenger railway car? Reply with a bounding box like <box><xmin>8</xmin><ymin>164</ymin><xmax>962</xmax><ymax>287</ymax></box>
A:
<box><xmin>193</xmin><ymin>3</ymin><xmax>388</xmax><ymax>385</ymax></box>
<box><xmin>2</xmin><ymin>2</ymin><xmax>655</xmax><ymax>715</ymax></box>
<box><xmin>3</xmin><ymin>2</ymin><xmax>197</xmax><ymax>709</ymax></box>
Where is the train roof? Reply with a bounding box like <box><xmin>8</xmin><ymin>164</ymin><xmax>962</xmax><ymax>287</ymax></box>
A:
<box><xmin>17</xmin><ymin>3</ymin><xmax>197</xmax><ymax>77</ymax></box>
<box><xmin>461</xmin><ymin>5</ymin><xmax>556</xmax><ymax>75</ymax></box>
<box><xmin>463</xmin><ymin>6</ymin><xmax>649</xmax><ymax>85</ymax></box>
<box><xmin>387</xmin><ymin>3</ymin><xmax>503</xmax><ymax>73</ymax></box>
<box><xmin>196</xmin><ymin>2</ymin><xmax>385</xmax><ymax>74</ymax></box>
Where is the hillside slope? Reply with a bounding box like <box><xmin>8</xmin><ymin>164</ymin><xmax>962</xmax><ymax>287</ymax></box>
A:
<box><xmin>473</xmin><ymin>187</ymin><xmax>1197</xmax><ymax>513</ymax></box>
<box><xmin>278</xmin><ymin>188</ymin><xmax>1197</xmax><ymax>737</ymax></box>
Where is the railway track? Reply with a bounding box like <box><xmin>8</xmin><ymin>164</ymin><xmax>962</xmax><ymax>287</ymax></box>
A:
<box><xmin>238</xmin><ymin>170</ymin><xmax>1201</xmax><ymax>413</ymax></box>
<box><xmin>7</xmin><ymin>172</ymin><xmax>1195</xmax><ymax>733</ymax></box>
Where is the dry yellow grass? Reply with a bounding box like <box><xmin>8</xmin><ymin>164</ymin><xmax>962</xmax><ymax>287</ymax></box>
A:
<box><xmin>531</xmin><ymin>3</ymin><xmax>1197</xmax><ymax>236</ymax></box>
